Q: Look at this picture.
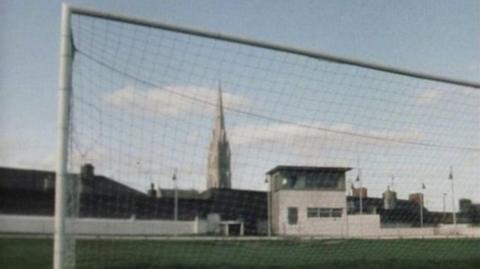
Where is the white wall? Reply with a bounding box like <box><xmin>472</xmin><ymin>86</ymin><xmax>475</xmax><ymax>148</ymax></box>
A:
<box><xmin>0</xmin><ymin>215</ymin><xmax>53</xmax><ymax>234</ymax></box>
<box><xmin>272</xmin><ymin>190</ymin><xmax>346</xmax><ymax>235</ymax></box>
<box><xmin>2</xmin><ymin>214</ymin><xmax>480</xmax><ymax>239</ymax></box>
<box><xmin>0</xmin><ymin>215</ymin><xmax>207</xmax><ymax>236</ymax></box>
<box><xmin>434</xmin><ymin>224</ymin><xmax>480</xmax><ymax>237</ymax></box>
<box><xmin>346</xmin><ymin>214</ymin><xmax>381</xmax><ymax>237</ymax></box>
<box><xmin>279</xmin><ymin>214</ymin><xmax>381</xmax><ymax>237</ymax></box>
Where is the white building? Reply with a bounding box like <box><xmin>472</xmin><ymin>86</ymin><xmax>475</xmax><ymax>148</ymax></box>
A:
<box><xmin>267</xmin><ymin>165</ymin><xmax>380</xmax><ymax>236</ymax></box>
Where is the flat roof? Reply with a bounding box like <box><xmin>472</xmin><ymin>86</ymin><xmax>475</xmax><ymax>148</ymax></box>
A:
<box><xmin>266</xmin><ymin>165</ymin><xmax>352</xmax><ymax>175</ymax></box>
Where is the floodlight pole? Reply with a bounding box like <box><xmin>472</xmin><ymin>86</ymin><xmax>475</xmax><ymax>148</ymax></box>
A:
<box><xmin>450</xmin><ymin>167</ymin><xmax>457</xmax><ymax>227</ymax></box>
<box><xmin>420</xmin><ymin>194</ymin><xmax>424</xmax><ymax>228</ymax></box>
<box><xmin>173</xmin><ymin>168</ymin><xmax>178</xmax><ymax>236</ymax></box>
<box><xmin>359</xmin><ymin>168</ymin><xmax>363</xmax><ymax>215</ymax></box>
<box><xmin>54</xmin><ymin>3</ymin><xmax>73</xmax><ymax>269</ymax></box>
<box><xmin>442</xmin><ymin>193</ymin><xmax>447</xmax><ymax>217</ymax></box>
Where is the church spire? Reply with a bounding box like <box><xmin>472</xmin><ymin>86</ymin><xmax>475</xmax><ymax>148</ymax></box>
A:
<box><xmin>207</xmin><ymin>82</ymin><xmax>232</xmax><ymax>189</ymax></box>
<box><xmin>216</xmin><ymin>81</ymin><xmax>225</xmax><ymax>130</ymax></box>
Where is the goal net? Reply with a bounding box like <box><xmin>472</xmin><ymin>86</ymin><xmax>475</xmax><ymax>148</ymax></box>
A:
<box><xmin>57</xmin><ymin>5</ymin><xmax>480</xmax><ymax>269</ymax></box>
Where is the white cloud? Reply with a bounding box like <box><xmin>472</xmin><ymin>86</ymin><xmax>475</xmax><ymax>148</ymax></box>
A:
<box><xmin>415</xmin><ymin>89</ymin><xmax>441</xmax><ymax>105</ymax></box>
<box><xmin>103</xmin><ymin>85</ymin><xmax>251</xmax><ymax>117</ymax></box>
<box><xmin>0</xmin><ymin>135</ymin><xmax>55</xmax><ymax>170</ymax></box>
<box><xmin>230</xmin><ymin>121</ymin><xmax>423</xmax><ymax>147</ymax></box>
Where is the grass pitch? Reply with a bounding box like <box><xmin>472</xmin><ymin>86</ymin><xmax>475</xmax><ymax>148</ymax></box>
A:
<box><xmin>1</xmin><ymin>237</ymin><xmax>479</xmax><ymax>269</ymax></box>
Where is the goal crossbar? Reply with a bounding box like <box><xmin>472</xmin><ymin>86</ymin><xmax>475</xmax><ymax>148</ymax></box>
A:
<box><xmin>67</xmin><ymin>5</ymin><xmax>480</xmax><ymax>90</ymax></box>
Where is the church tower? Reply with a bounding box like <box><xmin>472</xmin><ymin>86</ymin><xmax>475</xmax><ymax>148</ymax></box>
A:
<box><xmin>207</xmin><ymin>83</ymin><xmax>232</xmax><ymax>189</ymax></box>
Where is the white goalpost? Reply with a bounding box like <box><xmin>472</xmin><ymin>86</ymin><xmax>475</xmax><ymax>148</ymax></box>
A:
<box><xmin>54</xmin><ymin>4</ymin><xmax>73</xmax><ymax>269</ymax></box>
<box><xmin>55</xmin><ymin>4</ymin><xmax>480</xmax><ymax>269</ymax></box>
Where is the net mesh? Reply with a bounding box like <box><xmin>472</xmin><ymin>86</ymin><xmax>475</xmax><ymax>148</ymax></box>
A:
<box><xmin>63</xmin><ymin>11</ymin><xmax>480</xmax><ymax>269</ymax></box>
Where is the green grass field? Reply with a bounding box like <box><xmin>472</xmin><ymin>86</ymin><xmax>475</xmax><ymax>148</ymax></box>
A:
<box><xmin>1</xmin><ymin>237</ymin><xmax>480</xmax><ymax>269</ymax></box>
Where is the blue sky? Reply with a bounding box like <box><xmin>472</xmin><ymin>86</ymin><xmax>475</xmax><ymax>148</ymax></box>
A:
<box><xmin>1</xmin><ymin>0</ymin><xmax>479</xmax><ymax>210</ymax></box>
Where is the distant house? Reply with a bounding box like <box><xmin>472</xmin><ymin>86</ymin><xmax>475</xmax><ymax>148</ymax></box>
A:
<box><xmin>347</xmin><ymin>196</ymin><xmax>446</xmax><ymax>227</ymax></box>
<box><xmin>0</xmin><ymin>167</ymin><xmax>56</xmax><ymax>216</ymax></box>
<box><xmin>0</xmin><ymin>165</ymin><xmax>145</xmax><ymax>218</ymax></box>
<box><xmin>459</xmin><ymin>198</ymin><xmax>480</xmax><ymax>224</ymax></box>
<box><xmin>0</xmin><ymin>165</ymin><xmax>267</xmax><ymax>235</ymax></box>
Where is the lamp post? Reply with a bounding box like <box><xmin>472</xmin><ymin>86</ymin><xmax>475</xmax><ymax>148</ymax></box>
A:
<box><xmin>345</xmin><ymin>178</ymin><xmax>351</xmax><ymax>237</ymax></box>
<box><xmin>442</xmin><ymin>193</ymin><xmax>447</xmax><ymax>217</ymax></box>
<box><xmin>420</xmin><ymin>183</ymin><xmax>426</xmax><ymax>228</ymax></box>
<box><xmin>449</xmin><ymin>167</ymin><xmax>456</xmax><ymax>226</ymax></box>
<box><xmin>390</xmin><ymin>175</ymin><xmax>394</xmax><ymax>190</ymax></box>
<box><xmin>173</xmin><ymin>169</ymin><xmax>178</xmax><ymax>223</ymax></box>
<box><xmin>356</xmin><ymin>168</ymin><xmax>363</xmax><ymax>215</ymax></box>
<box><xmin>355</xmin><ymin>152</ymin><xmax>363</xmax><ymax>215</ymax></box>
<box><xmin>265</xmin><ymin>175</ymin><xmax>272</xmax><ymax>237</ymax></box>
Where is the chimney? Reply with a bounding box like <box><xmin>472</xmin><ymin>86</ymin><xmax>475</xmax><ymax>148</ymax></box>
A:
<box><xmin>148</xmin><ymin>183</ymin><xmax>157</xmax><ymax>198</ymax></box>
<box><xmin>352</xmin><ymin>187</ymin><xmax>367</xmax><ymax>198</ymax></box>
<box><xmin>383</xmin><ymin>186</ymin><xmax>397</xmax><ymax>210</ymax></box>
<box><xmin>408</xmin><ymin>193</ymin><xmax>424</xmax><ymax>206</ymax></box>
<box><xmin>80</xmin><ymin>163</ymin><xmax>95</xmax><ymax>179</ymax></box>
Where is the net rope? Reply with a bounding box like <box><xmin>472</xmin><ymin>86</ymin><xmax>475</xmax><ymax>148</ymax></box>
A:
<box><xmin>62</xmin><ymin>11</ymin><xmax>480</xmax><ymax>269</ymax></box>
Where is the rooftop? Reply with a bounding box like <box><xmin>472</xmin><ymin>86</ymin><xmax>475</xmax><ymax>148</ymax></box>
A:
<box><xmin>266</xmin><ymin>165</ymin><xmax>352</xmax><ymax>175</ymax></box>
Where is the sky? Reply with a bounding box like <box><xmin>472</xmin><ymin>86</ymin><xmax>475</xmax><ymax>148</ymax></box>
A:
<box><xmin>1</xmin><ymin>0</ymin><xmax>479</xmax><ymax>211</ymax></box>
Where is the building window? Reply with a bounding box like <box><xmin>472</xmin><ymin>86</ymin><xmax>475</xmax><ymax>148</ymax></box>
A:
<box><xmin>319</xmin><ymin>208</ymin><xmax>331</xmax><ymax>217</ymax></box>
<box><xmin>307</xmin><ymin>208</ymin><xmax>342</xmax><ymax>218</ymax></box>
<box><xmin>288</xmin><ymin>207</ymin><xmax>298</xmax><ymax>225</ymax></box>
<box><xmin>331</xmin><ymin>209</ymin><xmax>342</xmax><ymax>217</ymax></box>
<box><xmin>287</xmin><ymin>176</ymin><xmax>297</xmax><ymax>188</ymax></box>
<box><xmin>305</xmin><ymin>175</ymin><xmax>339</xmax><ymax>189</ymax></box>
<box><xmin>274</xmin><ymin>172</ymin><xmax>344</xmax><ymax>191</ymax></box>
